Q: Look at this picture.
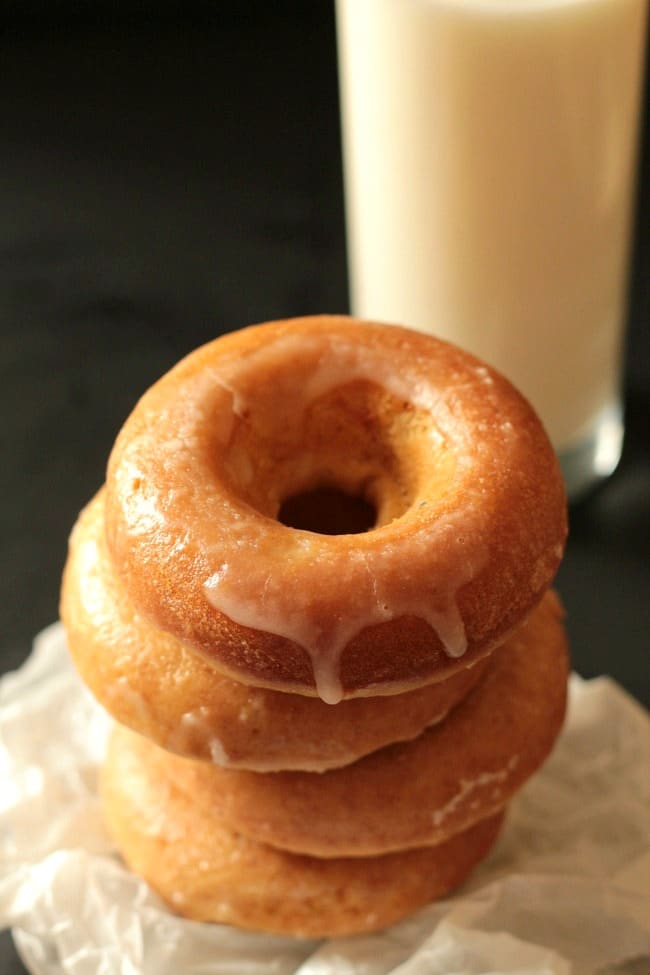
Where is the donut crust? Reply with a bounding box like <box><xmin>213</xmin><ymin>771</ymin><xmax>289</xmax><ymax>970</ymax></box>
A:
<box><xmin>61</xmin><ymin>491</ymin><xmax>489</xmax><ymax>772</ymax></box>
<box><xmin>148</xmin><ymin>590</ymin><xmax>568</xmax><ymax>858</ymax></box>
<box><xmin>102</xmin><ymin>722</ymin><xmax>505</xmax><ymax>938</ymax></box>
<box><xmin>104</xmin><ymin>316</ymin><xmax>567</xmax><ymax>699</ymax></box>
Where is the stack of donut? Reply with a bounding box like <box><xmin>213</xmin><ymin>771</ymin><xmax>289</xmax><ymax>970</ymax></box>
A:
<box><xmin>61</xmin><ymin>316</ymin><xmax>569</xmax><ymax>938</ymax></box>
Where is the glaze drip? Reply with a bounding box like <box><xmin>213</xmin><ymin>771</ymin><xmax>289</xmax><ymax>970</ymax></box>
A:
<box><xmin>203</xmin><ymin>527</ymin><xmax>479</xmax><ymax>705</ymax></box>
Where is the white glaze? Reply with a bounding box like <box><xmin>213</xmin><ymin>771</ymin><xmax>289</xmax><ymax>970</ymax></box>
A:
<box><xmin>431</xmin><ymin>754</ymin><xmax>520</xmax><ymax>828</ymax></box>
<box><xmin>203</xmin><ymin>527</ymin><xmax>481</xmax><ymax>704</ymax></box>
<box><xmin>166</xmin><ymin>707</ymin><xmax>231</xmax><ymax>767</ymax></box>
<box><xmin>198</xmin><ymin>332</ymin><xmax>489</xmax><ymax>703</ymax></box>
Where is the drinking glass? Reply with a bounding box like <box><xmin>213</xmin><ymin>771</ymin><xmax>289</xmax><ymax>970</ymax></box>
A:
<box><xmin>336</xmin><ymin>0</ymin><xmax>648</xmax><ymax>498</ymax></box>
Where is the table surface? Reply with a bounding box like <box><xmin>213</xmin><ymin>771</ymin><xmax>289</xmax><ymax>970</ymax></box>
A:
<box><xmin>1</xmin><ymin>6</ymin><xmax>648</xmax><ymax>973</ymax></box>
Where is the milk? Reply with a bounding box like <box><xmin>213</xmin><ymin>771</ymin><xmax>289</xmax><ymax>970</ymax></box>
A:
<box><xmin>336</xmin><ymin>0</ymin><xmax>647</xmax><ymax>462</ymax></box>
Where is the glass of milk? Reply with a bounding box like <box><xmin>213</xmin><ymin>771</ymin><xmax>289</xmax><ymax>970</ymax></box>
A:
<box><xmin>336</xmin><ymin>0</ymin><xmax>647</xmax><ymax>499</ymax></box>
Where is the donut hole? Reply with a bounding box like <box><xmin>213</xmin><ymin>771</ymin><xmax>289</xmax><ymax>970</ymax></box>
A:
<box><xmin>217</xmin><ymin>379</ymin><xmax>448</xmax><ymax>530</ymax></box>
<box><xmin>278</xmin><ymin>485</ymin><xmax>377</xmax><ymax>535</ymax></box>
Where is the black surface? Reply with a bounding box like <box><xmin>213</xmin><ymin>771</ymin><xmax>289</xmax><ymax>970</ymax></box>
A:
<box><xmin>1</xmin><ymin>7</ymin><xmax>648</xmax><ymax>974</ymax></box>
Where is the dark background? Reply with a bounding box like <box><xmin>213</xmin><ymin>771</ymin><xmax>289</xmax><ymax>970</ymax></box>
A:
<box><xmin>1</xmin><ymin>4</ymin><xmax>648</xmax><ymax>973</ymax></box>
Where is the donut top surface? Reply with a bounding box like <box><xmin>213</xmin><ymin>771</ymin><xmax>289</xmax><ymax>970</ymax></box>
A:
<box><xmin>104</xmin><ymin>315</ymin><xmax>567</xmax><ymax>701</ymax></box>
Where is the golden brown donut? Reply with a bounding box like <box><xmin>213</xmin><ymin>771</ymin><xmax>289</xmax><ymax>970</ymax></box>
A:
<box><xmin>61</xmin><ymin>491</ymin><xmax>489</xmax><ymax>772</ymax></box>
<box><xmin>154</xmin><ymin>590</ymin><xmax>568</xmax><ymax>857</ymax></box>
<box><xmin>104</xmin><ymin>316</ymin><xmax>567</xmax><ymax>702</ymax></box>
<box><xmin>102</xmin><ymin>722</ymin><xmax>505</xmax><ymax>938</ymax></box>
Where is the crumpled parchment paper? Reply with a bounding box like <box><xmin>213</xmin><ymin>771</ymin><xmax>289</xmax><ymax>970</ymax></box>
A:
<box><xmin>1</xmin><ymin>623</ymin><xmax>649</xmax><ymax>975</ymax></box>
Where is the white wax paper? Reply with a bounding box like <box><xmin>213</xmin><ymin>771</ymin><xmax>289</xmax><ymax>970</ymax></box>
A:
<box><xmin>1</xmin><ymin>623</ymin><xmax>649</xmax><ymax>975</ymax></box>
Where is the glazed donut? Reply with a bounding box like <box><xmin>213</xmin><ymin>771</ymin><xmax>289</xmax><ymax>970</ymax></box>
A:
<box><xmin>154</xmin><ymin>590</ymin><xmax>568</xmax><ymax>857</ymax></box>
<box><xmin>61</xmin><ymin>491</ymin><xmax>489</xmax><ymax>772</ymax></box>
<box><xmin>102</xmin><ymin>722</ymin><xmax>505</xmax><ymax>937</ymax></box>
<box><xmin>104</xmin><ymin>316</ymin><xmax>567</xmax><ymax>702</ymax></box>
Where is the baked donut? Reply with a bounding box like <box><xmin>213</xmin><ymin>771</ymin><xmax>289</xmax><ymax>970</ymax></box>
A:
<box><xmin>102</xmin><ymin>722</ymin><xmax>505</xmax><ymax>937</ymax></box>
<box><xmin>61</xmin><ymin>490</ymin><xmax>489</xmax><ymax>772</ymax></box>
<box><xmin>151</xmin><ymin>590</ymin><xmax>568</xmax><ymax>857</ymax></box>
<box><xmin>104</xmin><ymin>316</ymin><xmax>567</xmax><ymax>703</ymax></box>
